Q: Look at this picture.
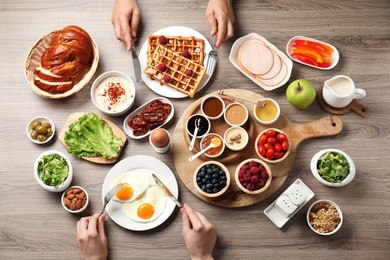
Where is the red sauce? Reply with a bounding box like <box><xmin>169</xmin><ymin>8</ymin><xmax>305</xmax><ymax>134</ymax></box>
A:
<box><xmin>202</xmin><ymin>97</ymin><xmax>224</xmax><ymax>118</ymax></box>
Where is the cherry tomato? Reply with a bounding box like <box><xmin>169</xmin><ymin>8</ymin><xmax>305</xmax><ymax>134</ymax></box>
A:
<box><xmin>277</xmin><ymin>133</ymin><xmax>287</xmax><ymax>142</ymax></box>
<box><xmin>264</xmin><ymin>143</ymin><xmax>273</xmax><ymax>151</ymax></box>
<box><xmin>274</xmin><ymin>151</ymin><xmax>285</xmax><ymax>159</ymax></box>
<box><xmin>266</xmin><ymin>129</ymin><xmax>275</xmax><ymax>138</ymax></box>
<box><xmin>281</xmin><ymin>140</ymin><xmax>289</xmax><ymax>151</ymax></box>
<box><xmin>259</xmin><ymin>134</ymin><xmax>267</xmax><ymax>145</ymax></box>
<box><xmin>258</xmin><ymin>145</ymin><xmax>266</xmax><ymax>156</ymax></box>
<box><xmin>266</xmin><ymin>149</ymin><xmax>275</xmax><ymax>160</ymax></box>
<box><xmin>267</xmin><ymin>137</ymin><xmax>277</xmax><ymax>145</ymax></box>
<box><xmin>274</xmin><ymin>143</ymin><xmax>282</xmax><ymax>152</ymax></box>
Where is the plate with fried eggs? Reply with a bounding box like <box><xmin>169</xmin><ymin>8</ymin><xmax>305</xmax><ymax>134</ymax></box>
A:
<box><xmin>102</xmin><ymin>155</ymin><xmax>179</xmax><ymax>231</ymax></box>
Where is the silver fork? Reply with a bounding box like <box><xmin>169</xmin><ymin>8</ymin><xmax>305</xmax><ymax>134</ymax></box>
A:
<box><xmin>100</xmin><ymin>183</ymin><xmax>125</xmax><ymax>215</ymax></box>
<box><xmin>206</xmin><ymin>35</ymin><xmax>218</xmax><ymax>76</ymax></box>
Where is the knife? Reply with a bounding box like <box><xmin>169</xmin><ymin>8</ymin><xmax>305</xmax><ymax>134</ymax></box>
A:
<box><xmin>131</xmin><ymin>40</ymin><xmax>142</xmax><ymax>82</ymax></box>
<box><xmin>152</xmin><ymin>173</ymin><xmax>182</xmax><ymax>208</ymax></box>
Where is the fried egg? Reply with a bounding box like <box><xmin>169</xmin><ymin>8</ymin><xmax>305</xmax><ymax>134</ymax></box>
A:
<box><xmin>122</xmin><ymin>185</ymin><xmax>167</xmax><ymax>223</ymax></box>
<box><xmin>111</xmin><ymin>169</ymin><xmax>155</xmax><ymax>203</ymax></box>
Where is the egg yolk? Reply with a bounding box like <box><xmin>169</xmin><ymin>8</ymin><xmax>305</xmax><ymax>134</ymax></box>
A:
<box><xmin>137</xmin><ymin>203</ymin><xmax>155</xmax><ymax>219</ymax></box>
<box><xmin>116</xmin><ymin>184</ymin><xmax>133</xmax><ymax>201</ymax></box>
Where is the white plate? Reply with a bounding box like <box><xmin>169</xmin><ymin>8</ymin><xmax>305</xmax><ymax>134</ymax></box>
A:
<box><xmin>123</xmin><ymin>97</ymin><xmax>174</xmax><ymax>139</ymax></box>
<box><xmin>139</xmin><ymin>26</ymin><xmax>212</xmax><ymax>98</ymax></box>
<box><xmin>229</xmin><ymin>33</ymin><xmax>293</xmax><ymax>91</ymax></box>
<box><xmin>286</xmin><ymin>36</ymin><xmax>339</xmax><ymax>70</ymax></box>
<box><xmin>102</xmin><ymin>155</ymin><xmax>179</xmax><ymax>231</ymax></box>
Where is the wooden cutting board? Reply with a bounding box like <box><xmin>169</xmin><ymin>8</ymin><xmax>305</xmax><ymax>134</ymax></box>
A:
<box><xmin>172</xmin><ymin>89</ymin><xmax>343</xmax><ymax>208</ymax></box>
<box><xmin>59</xmin><ymin>112</ymin><xmax>127</xmax><ymax>164</ymax></box>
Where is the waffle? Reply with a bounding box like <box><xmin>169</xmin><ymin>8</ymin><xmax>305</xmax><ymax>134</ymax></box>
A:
<box><xmin>145</xmin><ymin>45</ymin><xmax>206</xmax><ymax>98</ymax></box>
<box><xmin>147</xmin><ymin>35</ymin><xmax>205</xmax><ymax>65</ymax></box>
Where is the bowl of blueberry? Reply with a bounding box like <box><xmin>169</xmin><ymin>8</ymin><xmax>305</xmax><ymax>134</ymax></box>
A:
<box><xmin>193</xmin><ymin>161</ymin><xmax>230</xmax><ymax>198</ymax></box>
<box><xmin>235</xmin><ymin>158</ymin><xmax>272</xmax><ymax>194</ymax></box>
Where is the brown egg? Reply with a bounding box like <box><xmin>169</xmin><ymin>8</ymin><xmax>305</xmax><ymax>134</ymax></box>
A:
<box><xmin>150</xmin><ymin>128</ymin><xmax>170</xmax><ymax>148</ymax></box>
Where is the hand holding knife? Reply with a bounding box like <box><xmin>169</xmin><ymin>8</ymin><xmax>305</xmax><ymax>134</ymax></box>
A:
<box><xmin>131</xmin><ymin>40</ymin><xmax>142</xmax><ymax>82</ymax></box>
<box><xmin>152</xmin><ymin>174</ymin><xmax>182</xmax><ymax>208</ymax></box>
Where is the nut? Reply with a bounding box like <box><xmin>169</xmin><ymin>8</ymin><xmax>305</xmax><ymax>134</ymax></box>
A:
<box><xmin>64</xmin><ymin>187</ymin><xmax>87</xmax><ymax>212</ymax></box>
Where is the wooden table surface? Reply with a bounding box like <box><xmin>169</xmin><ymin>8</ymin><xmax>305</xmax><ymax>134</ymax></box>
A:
<box><xmin>1</xmin><ymin>0</ymin><xmax>389</xmax><ymax>259</ymax></box>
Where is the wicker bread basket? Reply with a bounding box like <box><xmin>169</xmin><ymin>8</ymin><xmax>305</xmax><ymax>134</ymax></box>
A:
<box><xmin>24</xmin><ymin>28</ymin><xmax>99</xmax><ymax>99</ymax></box>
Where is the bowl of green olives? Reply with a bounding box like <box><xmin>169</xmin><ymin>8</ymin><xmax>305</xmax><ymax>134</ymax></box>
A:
<box><xmin>26</xmin><ymin>116</ymin><xmax>55</xmax><ymax>144</ymax></box>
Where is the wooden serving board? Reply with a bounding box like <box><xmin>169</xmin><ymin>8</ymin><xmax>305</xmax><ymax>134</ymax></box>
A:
<box><xmin>59</xmin><ymin>112</ymin><xmax>127</xmax><ymax>164</ymax></box>
<box><xmin>172</xmin><ymin>89</ymin><xmax>343</xmax><ymax>208</ymax></box>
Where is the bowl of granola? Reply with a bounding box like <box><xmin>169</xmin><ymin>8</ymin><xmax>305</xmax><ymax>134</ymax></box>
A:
<box><xmin>307</xmin><ymin>199</ymin><xmax>343</xmax><ymax>235</ymax></box>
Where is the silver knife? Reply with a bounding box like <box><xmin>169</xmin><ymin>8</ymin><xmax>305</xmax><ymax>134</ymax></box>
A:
<box><xmin>131</xmin><ymin>40</ymin><xmax>142</xmax><ymax>82</ymax></box>
<box><xmin>152</xmin><ymin>173</ymin><xmax>182</xmax><ymax>208</ymax></box>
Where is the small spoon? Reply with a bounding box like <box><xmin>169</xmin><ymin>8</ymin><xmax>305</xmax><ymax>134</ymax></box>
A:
<box><xmin>189</xmin><ymin>118</ymin><xmax>201</xmax><ymax>151</ymax></box>
<box><xmin>188</xmin><ymin>137</ymin><xmax>221</xmax><ymax>162</ymax></box>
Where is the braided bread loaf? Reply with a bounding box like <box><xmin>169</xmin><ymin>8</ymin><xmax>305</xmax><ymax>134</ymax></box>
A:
<box><xmin>34</xmin><ymin>26</ymin><xmax>93</xmax><ymax>94</ymax></box>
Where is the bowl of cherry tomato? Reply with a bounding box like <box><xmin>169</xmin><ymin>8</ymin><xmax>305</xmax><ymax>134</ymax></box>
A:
<box><xmin>286</xmin><ymin>36</ymin><xmax>339</xmax><ymax>70</ymax></box>
<box><xmin>255</xmin><ymin>128</ymin><xmax>290</xmax><ymax>163</ymax></box>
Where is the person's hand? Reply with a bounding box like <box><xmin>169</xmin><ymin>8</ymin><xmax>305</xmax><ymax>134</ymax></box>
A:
<box><xmin>77</xmin><ymin>213</ymin><xmax>108</xmax><ymax>260</ymax></box>
<box><xmin>181</xmin><ymin>203</ymin><xmax>217</xmax><ymax>260</ymax></box>
<box><xmin>111</xmin><ymin>0</ymin><xmax>141</xmax><ymax>51</ymax></box>
<box><xmin>206</xmin><ymin>0</ymin><xmax>235</xmax><ymax>48</ymax></box>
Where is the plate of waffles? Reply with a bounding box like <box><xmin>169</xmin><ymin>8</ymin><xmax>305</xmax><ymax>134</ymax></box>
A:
<box><xmin>139</xmin><ymin>26</ymin><xmax>213</xmax><ymax>99</ymax></box>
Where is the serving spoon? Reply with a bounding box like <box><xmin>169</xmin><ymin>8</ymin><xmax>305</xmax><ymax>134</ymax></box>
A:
<box><xmin>188</xmin><ymin>137</ymin><xmax>221</xmax><ymax>162</ymax></box>
<box><xmin>189</xmin><ymin>118</ymin><xmax>201</xmax><ymax>151</ymax></box>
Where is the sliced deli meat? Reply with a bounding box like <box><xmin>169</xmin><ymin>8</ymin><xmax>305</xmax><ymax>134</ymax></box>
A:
<box><xmin>256</xmin><ymin>59</ymin><xmax>288</xmax><ymax>88</ymax></box>
<box><xmin>257</xmin><ymin>50</ymin><xmax>282</xmax><ymax>80</ymax></box>
<box><xmin>237</xmin><ymin>41</ymin><xmax>274</xmax><ymax>75</ymax></box>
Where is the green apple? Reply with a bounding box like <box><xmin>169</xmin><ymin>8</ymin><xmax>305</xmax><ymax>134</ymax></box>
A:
<box><xmin>286</xmin><ymin>79</ymin><xmax>316</xmax><ymax>109</ymax></box>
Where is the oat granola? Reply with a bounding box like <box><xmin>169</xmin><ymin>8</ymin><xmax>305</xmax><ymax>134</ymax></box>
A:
<box><xmin>309</xmin><ymin>202</ymin><xmax>341</xmax><ymax>233</ymax></box>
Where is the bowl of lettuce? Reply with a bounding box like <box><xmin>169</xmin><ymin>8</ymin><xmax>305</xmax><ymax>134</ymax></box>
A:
<box><xmin>34</xmin><ymin>150</ymin><xmax>73</xmax><ymax>192</ymax></box>
<box><xmin>310</xmin><ymin>149</ymin><xmax>355</xmax><ymax>187</ymax></box>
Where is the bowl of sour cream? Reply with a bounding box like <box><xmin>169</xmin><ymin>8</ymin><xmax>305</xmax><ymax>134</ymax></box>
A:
<box><xmin>91</xmin><ymin>71</ymin><xmax>136</xmax><ymax>116</ymax></box>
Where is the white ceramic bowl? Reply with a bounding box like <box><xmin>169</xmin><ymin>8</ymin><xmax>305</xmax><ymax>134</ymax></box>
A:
<box><xmin>224</xmin><ymin>102</ymin><xmax>249</xmax><ymax>127</ymax></box>
<box><xmin>193</xmin><ymin>161</ymin><xmax>230</xmax><ymax>198</ymax></box>
<box><xmin>310</xmin><ymin>148</ymin><xmax>355</xmax><ymax>187</ymax></box>
<box><xmin>34</xmin><ymin>150</ymin><xmax>73</xmax><ymax>192</ymax></box>
<box><xmin>186</xmin><ymin>114</ymin><xmax>211</xmax><ymax>139</ymax></box>
<box><xmin>253</xmin><ymin>98</ymin><xmax>280</xmax><ymax>125</ymax></box>
<box><xmin>61</xmin><ymin>186</ymin><xmax>89</xmax><ymax>214</ymax></box>
<box><xmin>200</xmin><ymin>133</ymin><xmax>225</xmax><ymax>158</ymax></box>
<box><xmin>307</xmin><ymin>199</ymin><xmax>343</xmax><ymax>235</ymax></box>
<box><xmin>224</xmin><ymin>126</ymin><xmax>249</xmax><ymax>151</ymax></box>
<box><xmin>26</xmin><ymin>116</ymin><xmax>55</xmax><ymax>144</ymax></box>
<box><xmin>200</xmin><ymin>95</ymin><xmax>225</xmax><ymax>120</ymax></box>
<box><xmin>91</xmin><ymin>71</ymin><xmax>136</xmax><ymax>116</ymax></box>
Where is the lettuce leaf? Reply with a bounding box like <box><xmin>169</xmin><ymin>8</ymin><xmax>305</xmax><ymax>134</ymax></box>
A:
<box><xmin>38</xmin><ymin>153</ymin><xmax>69</xmax><ymax>187</ymax></box>
<box><xmin>317</xmin><ymin>151</ymin><xmax>350</xmax><ymax>183</ymax></box>
<box><xmin>64</xmin><ymin>113</ymin><xmax>123</xmax><ymax>159</ymax></box>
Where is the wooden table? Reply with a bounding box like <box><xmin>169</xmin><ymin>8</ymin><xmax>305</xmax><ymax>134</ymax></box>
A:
<box><xmin>1</xmin><ymin>0</ymin><xmax>389</xmax><ymax>259</ymax></box>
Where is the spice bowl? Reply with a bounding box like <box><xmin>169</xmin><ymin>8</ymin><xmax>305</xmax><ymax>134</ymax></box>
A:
<box><xmin>200</xmin><ymin>133</ymin><xmax>225</xmax><ymax>158</ymax></box>
<box><xmin>307</xmin><ymin>199</ymin><xmax>343</xmax><ymax>235</ymax></box>
<box><xmin>224</xmin><ymin>126</ymin><xmax>249</xmax><ymax>151</ymax></box>
<box><xmin>61</xmin><ymin>186</ymin><xmax>89</xmax><ymax>213</ymax></box>
<box><xmin>253</xmin><ymin>98</ymin><xmax>280</xmax><ymax>125</ymax></box>
<box><xmin>193</xmin><ymin>161</ymin><xmax>230</xmax><ymax>198</ymax></box>
<box><xmin>91</xmin><ymin>71</ymin><xmax>136</xmax><ymax>116</ymax></box>
<box><xmin>224</xmin><ymin>102</ymin><xmax>249</xmax><ymax>127</ymax></box>
<box><xmin>200</xmin><ymin>95</ymin><xmax>225</xmax><ymax>120</ymax></box>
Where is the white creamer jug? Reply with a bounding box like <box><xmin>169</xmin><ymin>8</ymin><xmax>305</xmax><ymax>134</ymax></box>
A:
<box><xmin>323</xmin><ymin>75</ymin><xmax>366</xmax><ymax>108</ymax></box>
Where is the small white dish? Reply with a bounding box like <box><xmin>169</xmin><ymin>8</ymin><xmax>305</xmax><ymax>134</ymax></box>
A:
<box><xmin>200</xmin><ymin>133</ymin><xmax>225</xmax><ymax>159</ymax></box>
<box><xmin>253</xmin><ymin>98</ymin><xmax>280</xmax><ymax>125</ymax></box>
<box><xmin>307</xmin><ymin>199</ymin><xmax>343</xmax><ymax>235</ymax></box>
<box><xmin>186</xmin><ymin>114</ymin><xmax>211</xmax><ymax>139</ymax></box>
<box><xmin>34</xmin><ymin>150</ymin><xmax>73</xmax><ymax>192</ymax></box>
<box><xmin>61</xmin><ymin>186</ymin><xmax>89</xmax><ymax>214</ymax></box>
<box><xmin>224</xmin><ymin>126</ymin><xmax>249</xmax><ymax>151</ymax></box>
<box><xmin>224</xmin><ymin>102</ymin><xmax>249</xmax><ymax>127</ymax></box>
<box><xmin>264</xmin><ymin>179</ymin><xmax>314</xmax><ymax>228</ymax></box>
<box><xmin>200</xmin><ymin>95</ymin><xmax>225</xmax><ymax>120</ymax></box>
<box><xmin>229</xmin><ymin>33</ymin><xmax>293</xmax><ymax>91</ymax></box>
<box><xmin>91</xmin><ymin>71</ymin><xmax>136</xmax><ymax>116</ymax></box>
<box><xmin>123</xmin><ymin>97</ymin><xmax>174</xmax><ymax>139</ymax></box>
<box><xmin>26</xmin><ymin>116</ymin><xmax>55</xmax><ymax>144</ymax></box>
<box><xmin>310</xmin><ymin>148</ymin><xmax>355</xmax><ymax>187</ymax></box>
<box><xmin>286</xmin><ymin>36</ymin><xmax>339</xmax><ymax>70</ymax></box>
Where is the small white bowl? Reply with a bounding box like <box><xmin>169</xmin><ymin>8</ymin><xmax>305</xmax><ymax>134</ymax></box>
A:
<box><xmin>26</xmin><ymin>116</ymin><xmax>55</xmax><ymax>144</ymax></box>
<box><xmin>186</xmin><ymin>114</ymin><xmax>211</xmax><ymax>139</ymax></box>
<box><xmin>253</xmin><ymin>98</ymin><xmax>280</xmax><ymax>125</ymax></box>
<box><xmin>224</xmin><ymin>102</ymin><xmax>249</xmax><ymax>127</ymax></box>
<box><xmin>61</xmin><ymin>186</ymin><xmax>89</xmax><ymax>214</ymax></box>
<box><xmin>200</xmin><ymin>133</ymin><xmax>225</xmax><ymax>158</ymax></box>
<box><xmin>200</xmin><ymin>95</ymin><xmax>225</xmax><ymax>120</ymax></box>
<box><xmin>34</xmin><ymin>150</ymin><xmax>73</xmax><ymax>192</ymax></box>
<box><xmin>310</xmin><ymin>149</ymin><xmax>355</xmax><ymax>187</ymax></box>
<box><xmin>91</xmin><ymin>71</ymin><xmax>136</xmax><ymax>116</ymax></box>
<box><xmin>307</xmin><ymin>199</ymin><xmax>343</xmax><ymax>235</ymax></box>
<box><xmin>224</xmin><ymin>126</ymin><xmax>249</xmax><ymax>151</ymax></box>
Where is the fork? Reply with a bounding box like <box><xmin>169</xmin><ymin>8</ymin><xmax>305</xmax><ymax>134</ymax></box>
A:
<box><xmin>100</xmin><ymin>183</ymin><xmax>125</xmax><ymax>215</ymax></box>
<box><xmin>206</xmin><ymin>35</ymin><xmax>218</xmax><ymax>76</ymax></box>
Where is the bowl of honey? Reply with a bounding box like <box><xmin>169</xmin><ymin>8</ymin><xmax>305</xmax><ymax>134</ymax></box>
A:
<box><xmin>201</xmin><ymin>95</ymin><xmax>225</xmax><ymax>120</ymax></box>
<box><xmin>200</xmin><ymin>133</ymin><xmax>225</xmax><ymax>158</ymax></box>
<box><xmin>254</xmin><ymin>98</ymin><xmax>280</xmax><ymax>125</ymax></box>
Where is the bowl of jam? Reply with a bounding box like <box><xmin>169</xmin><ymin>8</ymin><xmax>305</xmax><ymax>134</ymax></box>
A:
<box><xmin>201</xmin><ymin>95</ymin><xmax>225</xmax><ymax>120</ymax></box>
<box><xmin>200</xmin><ymin>133</ymin><xmax>225</xmax><ymax>158</ymax></box>
<box><xmin>186</xmin><ymin>114</ymin><xmax>211</xmax><ymax>139</ymax></box>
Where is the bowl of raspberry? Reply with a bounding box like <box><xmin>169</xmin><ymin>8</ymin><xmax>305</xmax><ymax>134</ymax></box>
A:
<box><xmin>235</xmin><ymin>158</ymin><xmax>272</xmax><ymax>194</ymax></box>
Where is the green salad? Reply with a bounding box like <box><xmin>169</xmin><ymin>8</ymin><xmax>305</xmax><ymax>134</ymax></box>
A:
<box><xmin>38</xmin><ymin>154</ymin><xmax>69</xmax><ymax>187</ymax></box>
<box><xmin>64</xmin><ymin>113</ymin><xmax>123</xmax><ymax>159</ymax></box>
<box><xmin>317</xmin><ymin>151</ymin><xmax>350</xmax><ymax>183</ymax></box>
